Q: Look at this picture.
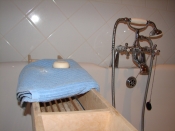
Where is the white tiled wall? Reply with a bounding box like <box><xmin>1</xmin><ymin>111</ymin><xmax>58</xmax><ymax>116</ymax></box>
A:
<box><xmin>0</xmin><ymin>0</ymin><xmax>175</xmax><ymax>67</ymax></box>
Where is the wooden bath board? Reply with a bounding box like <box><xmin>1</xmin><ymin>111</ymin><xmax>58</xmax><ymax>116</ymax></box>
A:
<box><xmin>28</xmin><ymin>55</ymin><xmax>137</xmax><ymax>131</ymax></box>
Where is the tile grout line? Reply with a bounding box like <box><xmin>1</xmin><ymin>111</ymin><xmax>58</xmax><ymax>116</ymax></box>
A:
<box><xmin>5</xmin><ymin>0</ymin><xmax>45</xmax><ymax>61</ymax></box>
<box><xmin>52</xmin><ymin>0</ymin><xmax>69</xmax><ymax>19</ymax></box>
<box><xmin>89</xmin><ymin>0</ymin><xmax>107</xmax><ymax>23</ymax></box>
<box><xmin>84</xmin><ymin>2</ymin><xmax>122</xmax><ymax>60</ymax></box>
<box><xmin>12</xmin><ymin>0</ymin><xmax>66</xmax><ymax>59</ymax></box>
<box><xmin>53</xmin><ymin>0</ymin><xmax>88</xmax><ymax>19</ymax></box>
<box><xmin>2</xmin><ymin>37</ymin><xmax>24</xmax><ymax>61</ymax></box>
<box><xmin>67</xmin><ymin>41</ymin><xmax>103</xmax><ymax>65</ymax></box>
<box><xmin>98</xmin><ymin>52</ymin><xmax>111</xmax><ymax>67</ymax></box>
<box><xmin>85</xmin><ymin>3</ymin><xmax>135</xmax><ymax>65</ymax></box>
<box><xmin>157</xmin><ymin>10</ymin><xmax>173</xmax><ymax>33</ymax></box>
<box><xmin>121</xmin><ymin>0</ymin><xmax>146</xmax><ymax>8</ymax></box>
<box><xmin>166</xmin><ymin>0</ymin><xmax>169</xmax><ymax>11</ymax></box>
<box><xmin>67</xmin><ymin>0</ymin><xmax>109</xmax><ymax>59</ymax></box>
<box><xmin>67</xmin><ymin>20</ymin><xmax>88</xmax><ymax>58</ymax></box>
<box><xmin>26</xmin><ymin>39</ymin><xmax>63</xmax><ymax>60</ymax></box>
<box><xmin>161</xmin><ymin>27</ymin><xmax>175</xmax><ymax>64</ymax></box>
<box><xmin>67</xmin><ymin>42</ymin><xmax>85</xmax><ymax>59</ymax></box>
<box><xmin>2</xmin><ymin>0</ymin><xmax>175</xmax><ymax>66</ymax></box>
<box><xmin>85</xmin><ymin>41</ymin><xmax>104</xmax><ymax>65</ymax></box>
<box><xmin>164</xmin><ymin>50</ymin><xmax>175</xmax><ymax>64</ymax></box>
<box><xmin>106</xmin><ymin>5</ymin><xmax>131</xmax><ymax>43</ymax></box>
<box><xmin>155</xmin><ymin>11</ymin><xmax>173</xmax><ymax>44</ymax></box>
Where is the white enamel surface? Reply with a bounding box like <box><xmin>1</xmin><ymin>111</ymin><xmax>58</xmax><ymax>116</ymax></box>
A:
<box><xmin>0</xmin><ymin>62</ymin><xmax>32</xmax><ymax>131</ymax></box>
<box><xmin>80</xmin><ymin>63</ymin><xmax>175</xmax><ymax>131</ymax></box>
<box><xmin>0</xmin><ymin>0</ymin><xmax>175</xmax><ymax>65</ymax></box>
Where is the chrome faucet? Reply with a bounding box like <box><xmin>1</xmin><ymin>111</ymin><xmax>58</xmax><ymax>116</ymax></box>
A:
<box><xmin>110</xmin><ymin>17</ymin><xmax>162</xmax><ymax>131</ymax></box>
<box><xmin>111</xmin><ymin>18</ymin><xmax>162</xmax><ymax>70</ymax></box>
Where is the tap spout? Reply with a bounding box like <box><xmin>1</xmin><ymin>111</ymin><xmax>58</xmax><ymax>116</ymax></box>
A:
<box><xmin>132</xmin><ymin>49</ymin><xmax>149</xmax><ymax>75</ymax></box>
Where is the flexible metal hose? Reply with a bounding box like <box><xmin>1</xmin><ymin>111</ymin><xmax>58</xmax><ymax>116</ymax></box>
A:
<box><xmin>111</xmin><ymin>18</ymin><xmax>124</xmax><ymax>108</ymax></box>
<box><xmin>141</xmin><ymin>37</ymin><xmax>154</xmax><ymax>131</ymax></box>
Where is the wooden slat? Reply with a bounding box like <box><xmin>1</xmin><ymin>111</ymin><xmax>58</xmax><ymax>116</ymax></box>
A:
<box><xmin>43</xmin><ymin>102</ymin><xmax>47</xmax><ymax>112</ymax></box>
<box><xmin>69</xmin><ymin>97</ymin><xmax>78</xmax><ymax>111</ymax></box>
<box><xmin>49</xmin><ymin>102</ymin><xmax>54</xmax><ymax>112</ymax></box>
<box><xmin>60</xmin><ymin>99</ymin><xmax>66</xmax><ymax>111</ymax></box>
<box><xmin>73</xmin><ymin>98</ymin><xmax>84</xmax><ymax>111</ymax></box>
<box><xmin>54</xmin><ymin>100</ymin><xmax>61</xmax><ymax>112</ymax></box>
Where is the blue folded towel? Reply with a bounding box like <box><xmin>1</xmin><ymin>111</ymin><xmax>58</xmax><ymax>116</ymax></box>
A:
<box><xmin>16</xmin><ymin>59</ymin><xmax>99</xmax><ymax>104</ymax></box>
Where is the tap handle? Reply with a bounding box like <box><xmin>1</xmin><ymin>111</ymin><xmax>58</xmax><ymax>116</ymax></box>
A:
<box><xmin>130</xmin><ymin>18</ymin><xmax>147</xmax><ymax>25</ymax></box>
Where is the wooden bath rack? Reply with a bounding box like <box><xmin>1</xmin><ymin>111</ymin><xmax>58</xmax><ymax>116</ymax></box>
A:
<box><xmin>27</xmin><ymin>55</ymin><xmax>137</xmax><ymax>131</ymax></box>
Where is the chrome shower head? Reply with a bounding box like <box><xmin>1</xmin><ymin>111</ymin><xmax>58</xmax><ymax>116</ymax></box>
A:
<box><xmin>149</xmin><ymin>28</ymin><xmax>162</xmax><ymax>37</ymax></box>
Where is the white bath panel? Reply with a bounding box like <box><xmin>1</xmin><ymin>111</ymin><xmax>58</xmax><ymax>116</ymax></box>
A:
<box><xmin>0</xmin><ymin>62</ymin><xmax>32</xmax><ymax>131</ymax></box>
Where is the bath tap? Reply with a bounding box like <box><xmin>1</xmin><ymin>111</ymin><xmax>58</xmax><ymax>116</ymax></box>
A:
<box><xmin>111</xmin><ymin>17</ymin><xmax>162</xmax><ymax>131</ymax></box>
<box><xmin>112</xmin><ymin>18</ymin><xmax>162</xmax><ymax>69</ymax></box>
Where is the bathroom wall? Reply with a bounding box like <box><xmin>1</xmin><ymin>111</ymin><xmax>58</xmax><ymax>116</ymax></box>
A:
<box><xmin>0</xmin><ymin>0</ymin><xmax>175</xmax><ymax>67</ymax></box>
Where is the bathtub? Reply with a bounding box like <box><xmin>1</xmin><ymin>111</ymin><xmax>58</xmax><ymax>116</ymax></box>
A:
<box><xmin>0</xmin><ymin>61</ymin><xmax>175</xmax><ymax>131</ymax></box>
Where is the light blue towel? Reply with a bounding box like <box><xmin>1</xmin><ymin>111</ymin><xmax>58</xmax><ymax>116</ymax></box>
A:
<box><xmin>17</xmin><ymin>59</ymin><xmax>99</xmax><ymax>104</ymax></box>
